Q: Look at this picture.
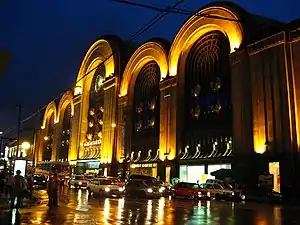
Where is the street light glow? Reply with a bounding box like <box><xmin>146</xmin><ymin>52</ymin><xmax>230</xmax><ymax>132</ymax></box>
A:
<box><xmin>21</xmin><ymin>141</ymin><xmax>31</xmax><ymax>150</ymax></box>
<box><xmin>0</xmin><ymin>131</ymin><xmax>3</xmax><ymax>135</ymax></box>
<box><xmin>44</xmin><ymin>136</ymin><xmax>49</xmax><ymax>141</ymax></box>
<box><xmin>112</xmin><ymin>123</ymin><xmax>117</xmax><ymax>128</ymax></box>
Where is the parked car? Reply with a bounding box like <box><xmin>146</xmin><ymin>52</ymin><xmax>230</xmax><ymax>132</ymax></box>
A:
<box><xmin>32</xmin><ymin>175</ymin><xmax>47</xmax><ymax>189</ymax></box>
<box><xmin>242</xmin><ymin>185</ymin><xmax>283</xmax><ymax>203</ymax></box>
<box><xmin>200</xmin><ymin>183</ymin><xmax>246</xmax><ymax>201</ymax></box>
<box><xmin>89</xmin><ymin>178</ymin><xmax>125</xmax><ymax>197</ymax></box>
<box><xmin>125</xmin><ymin>179</ymin><xmax>162</xmax><ymax>198</ymax></box>
<box><xmin>171</xmin><ymin>182</ymin><xmax>210</xmax><ymax>200</ymax></box>
<box><xmin>68</xmin><ymin>175</ymin><xmax>89</xmax><ymax>189</ymax></box>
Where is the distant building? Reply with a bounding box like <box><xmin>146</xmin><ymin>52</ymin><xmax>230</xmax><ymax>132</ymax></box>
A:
<box><xmin>34</xmin><ymin>2</ymin><xmax>300</xmax><ymax>196</ymax></box>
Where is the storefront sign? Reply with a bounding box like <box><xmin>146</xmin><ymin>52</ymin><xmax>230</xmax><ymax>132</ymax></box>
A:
<box><xmin>77</xmin><ymin>161</ymin><xmax>100</xmax><ymax>169</ymax></box>
<box><xmin>83</xmin><ymin>140</ymin><xmax>101</xmax><ymax>147</ymax></box>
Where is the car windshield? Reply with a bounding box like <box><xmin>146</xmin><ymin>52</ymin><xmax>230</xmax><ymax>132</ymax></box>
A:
<box><xmin>102</xmin><ymin>179</ymin><xmax>113</xmax><ymax>185</ymax></box>
<box><xmin>74</xmin><ymin>176</ymin><xmax>84</xmax><ymax>180</ymax></box>
<box><xmin>33</xmin><ymin>176</ymin><xmax>45</xmax><ymax>181</ymax></box>
<box><xmin>144</xmin><ymin>180</ymin><xmax>159</xmax><ymax>186</ymax></box>
<box><xmin>188</xmin><ymin>183</ymin><xmax>200</xmax><ymax>189</ymax></box>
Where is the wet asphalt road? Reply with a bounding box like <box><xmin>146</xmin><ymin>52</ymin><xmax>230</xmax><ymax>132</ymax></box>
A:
<box><xmin>0</xmin><ymin>188</ymin><xmax>299</xmax><ymax>225</ymax></box>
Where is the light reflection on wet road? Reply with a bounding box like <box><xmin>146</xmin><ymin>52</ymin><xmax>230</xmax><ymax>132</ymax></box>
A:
<box><xmin>0</xmin><ymin>188</ymin><xmax>299</xmax><ymax>225</ymax></box>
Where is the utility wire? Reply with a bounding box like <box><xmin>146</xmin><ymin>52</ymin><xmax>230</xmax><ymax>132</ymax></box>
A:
<box><xmin>111</xmin><ymin>0</ymin><xmax>243</xmax><ymax>23</ymax></box>
<box><xmin>3</xmin><ymin>0</ymin><xmax>185</xmax><ymax>135</ymax></box>
<box><xmin>112</xmin><ymin>0</ymin><xmax>286</xmax><ymax>28</ymax></box>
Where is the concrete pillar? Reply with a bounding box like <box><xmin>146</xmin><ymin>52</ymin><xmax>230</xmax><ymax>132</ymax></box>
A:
<box><xmin>102</xmin><ymin>76</ymin><xmax>118</xmax><ymax>165</ymax></box>
<box><xmin>69</xmin><ymin>94</ymin><xmax>82</xmax><ymax>161</ymax></box>
<box><xmin>159</xmin><ymin>76</ymin><xmax>177</xmax><ymax>179</ymax></box>
<box><xmin>116</xmin><ymin>96</ymin><xmax>128</xmax><ymax>162</ymax></box>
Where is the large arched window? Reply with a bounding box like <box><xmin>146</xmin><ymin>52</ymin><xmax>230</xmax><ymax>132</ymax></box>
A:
<box><xmin>132</xmin><ymin>61</ymin><xmax>160</xmax><ymax>157</ymax></box>
<box><xmin>59</xmin><ymin>104</ymin><xmax>71</xmax><ymax>160</ymax></box>
<box><xmin>183</xmin><ymin>31</ymin><xmax>232</xmax><ymax>156</ymax></box>
<box><xmin>43</xmin><ymin>114</ymin><xmax>55</xmax><ymax>161</ymax></box>
<box><xmin>86</xmin><ymin>65</ymin><xmax>105</xmax><ymax>143</ymax></box>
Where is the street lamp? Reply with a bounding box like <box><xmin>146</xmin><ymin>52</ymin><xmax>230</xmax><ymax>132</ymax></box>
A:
<box><xmin>111</xmin><ymin>123</ymin><xmax>117</xmax><ymax>128</ymax></box>
<box><xmin>0</xmin><ymin>131</ymin><xmax>3</xmax><ymax>135</ymax></box>
<box><xmin>21</xmin><ymin>141</ymin><xmax>31</xmax><ymax>150</ymax></box>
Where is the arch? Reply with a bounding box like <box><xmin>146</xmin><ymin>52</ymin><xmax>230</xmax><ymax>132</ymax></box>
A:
<box><xmin>76</xmin><ymin>38</ymin><xmax>119</xmax><ymax>160</ymax></box>
<box><xmin>41</xmin><ymin>101</ymin><xmax>57</xmax><ymax>129</ymax></box>
<box><xmin>119</xmin><ymin>41</ymin><xmax>168</xmax><ymax>97</ymax></box>
<box><xmin>168</xmin><ymin>5</ymin><xmax>244</xmax><ymax>76</ymax></box>
<box><xmin>76</xmin><ymin>39</ymin><xmax>115</xmax><ymax>91</ymax></box>
<box><xmin>57</xmin><ymin>91</ymin><xmax>74</xmax><ymax>123</ymax></box>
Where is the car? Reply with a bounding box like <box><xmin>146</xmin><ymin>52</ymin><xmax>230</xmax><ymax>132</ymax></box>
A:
<box><xmin>88</xmin><ymin>178</ymin><xmax>125</xmax><ymax>197</ymax></box>
<box><xmin>171</xmin><ymin>182</ymin><xmax>210</xmax><ymax>200</ymax></box>
<box><xmin>68</xmin><ymin>175</ymin><xmax>89</xmax><ymax>189</ymax></box>
<box><xmin>201</xmin><ymin>183</ymin><xmax>246</xmax><ymax>201</ymax></box>
<box><xmin>125</xmin><ymin>179</ymin><xmax>162</xmax><ymax>198</ymax></box>
<box><xmin>32</xmin><ymin>175</ymin><xmax>47</xmax><ymax>189</ymax></box>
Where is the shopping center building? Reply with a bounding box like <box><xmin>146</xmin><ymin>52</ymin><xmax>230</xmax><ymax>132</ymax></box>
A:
<box><xmin>34</xmin><ymin>2</ymin><xmax>300</xmax><ymax>194</ymax></box>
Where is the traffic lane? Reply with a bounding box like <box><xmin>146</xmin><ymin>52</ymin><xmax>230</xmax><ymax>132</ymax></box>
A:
<box><xmin>0</xmin><ymin>188</ymin><xmax>299</xmax><ymax>225</ymax></box>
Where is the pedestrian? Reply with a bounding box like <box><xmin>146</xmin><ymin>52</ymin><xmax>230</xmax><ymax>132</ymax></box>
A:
<box><xmin>5</xmin><ymin>171</ymin><xmax>14</xmax><ymax>200</ymax></box>
<box><xmin>47</xmin><ymin>177</ymin><xmax>55</xmax><ymax>208</ymax></box>
<box><xmin>11</xmin><ymin>170</ymin><xmax>25</xmax><ymax>208</ymax></box>
<box><xmin>26</xmin><ymin>175</ymin><xmax>33</xmax><ymax>199</ymax></box>
<box><xmin>52</xmin><ymin>173</ymin><xmax>59</xmax><ymax>207</ymax></box>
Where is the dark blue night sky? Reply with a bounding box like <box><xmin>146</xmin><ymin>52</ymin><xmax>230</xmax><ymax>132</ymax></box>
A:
<box><xmin>0</xmin><ymin>0</ymin><xmax>299</xmax><ymax>132</ymax></box>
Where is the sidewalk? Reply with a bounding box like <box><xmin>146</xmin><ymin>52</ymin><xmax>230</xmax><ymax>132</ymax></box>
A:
<box><xmin>0</xmin><ymin>191</ymin><xmax>41</xmax><ymax>209</ymax></box>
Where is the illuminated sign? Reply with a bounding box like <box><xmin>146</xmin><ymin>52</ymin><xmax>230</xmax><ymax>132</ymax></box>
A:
<box><xmin>14</xmin><ymin>159</ymin><xmax>27</xmax><ymax>176</ymax></box>
<box><xmin>83</xmin><ymin>140</ymin><xmax>101</xmax><ymax>147</ymax></box>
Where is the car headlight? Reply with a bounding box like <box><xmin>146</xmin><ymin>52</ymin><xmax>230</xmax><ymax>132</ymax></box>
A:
<box><xmin>42</xmin><ymin>180</ymin><xmax>46</xmax><ymax>183</ymax></box>
<box><xmin>119</xmin><ymin>187</ymin><xmax>125</xmax><ymax>192</ymax></box>
<box><xmin>232</xmin><ymin>192</ymin><xmax>235</xmax><ymax>196</ymax></box>
<box><xmin>78</xmin><ymin>182</ymin><xmax>82</xmax><ymax>185</ymax></box>
<box><xmin>105</xmin><ymin>187</ymin><xmax>110</xmax><ymax>192</ymax></box>
<box><xmin>33</xmin><ymin>180</ymin><xmax>37</xmax><ymax>183</ymax></box>
<box><xmin>147</xmin><ymin>188</ymin><xmax>153</xmax><ymax>193</ymax></box>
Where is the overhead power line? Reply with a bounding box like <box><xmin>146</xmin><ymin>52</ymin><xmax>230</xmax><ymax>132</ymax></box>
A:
<box><xmin>111</xmin><ymin>0</ymin><xmax>286</xmax><ymax>29</ymax></box>
<box><xmin>111</xmin><ymin>0</ymin><xmax>243</xmax><ymax>23</ymax></box>
<box><xmin>3</xmin><ymin>0</ymin><xmax>185</xmax><ymax>135</ymax></box>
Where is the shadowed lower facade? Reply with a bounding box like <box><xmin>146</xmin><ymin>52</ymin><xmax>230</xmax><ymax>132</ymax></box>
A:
<box><xmin>34</xmin><ymin>2</ymin><xmax>300</xmax><ymax>196</ymax></box>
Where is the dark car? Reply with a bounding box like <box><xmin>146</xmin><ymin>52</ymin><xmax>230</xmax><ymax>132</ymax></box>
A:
<box><xmin>33</xmin><ymin>175</ymin><xmax>47</xmax><ymax>189</ymax></box>
<box><xmin>125</xmin><ymin>179</ymin><xmax>162</xmax><ymax>198</ymax></box>
<box><xmin>242</xmin><ymin>185</ymin><xmax>283</xmax><ymax>203</ymax></box>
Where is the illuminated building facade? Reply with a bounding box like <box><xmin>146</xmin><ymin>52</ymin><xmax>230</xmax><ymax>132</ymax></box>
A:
<box><xmin>34</xmin><ymin>2</ymin><xmax>300</xmax><ymax>194</ymax></box>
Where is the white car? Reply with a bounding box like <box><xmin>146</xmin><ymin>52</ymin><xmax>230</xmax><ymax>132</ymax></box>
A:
<box><xmin>89</xmin><ymin>178</ymin><xmax>125</xmax><ymax>197</ymax></box>
<box><xmin>68</xmin><ymin>175</ymin><xmax>89</xmax><ymax>189</ymax></box>
<box><xmin>203</xmin><ymin>183</ymin><xmax>234</xmax><ymax>198</ymax></box>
